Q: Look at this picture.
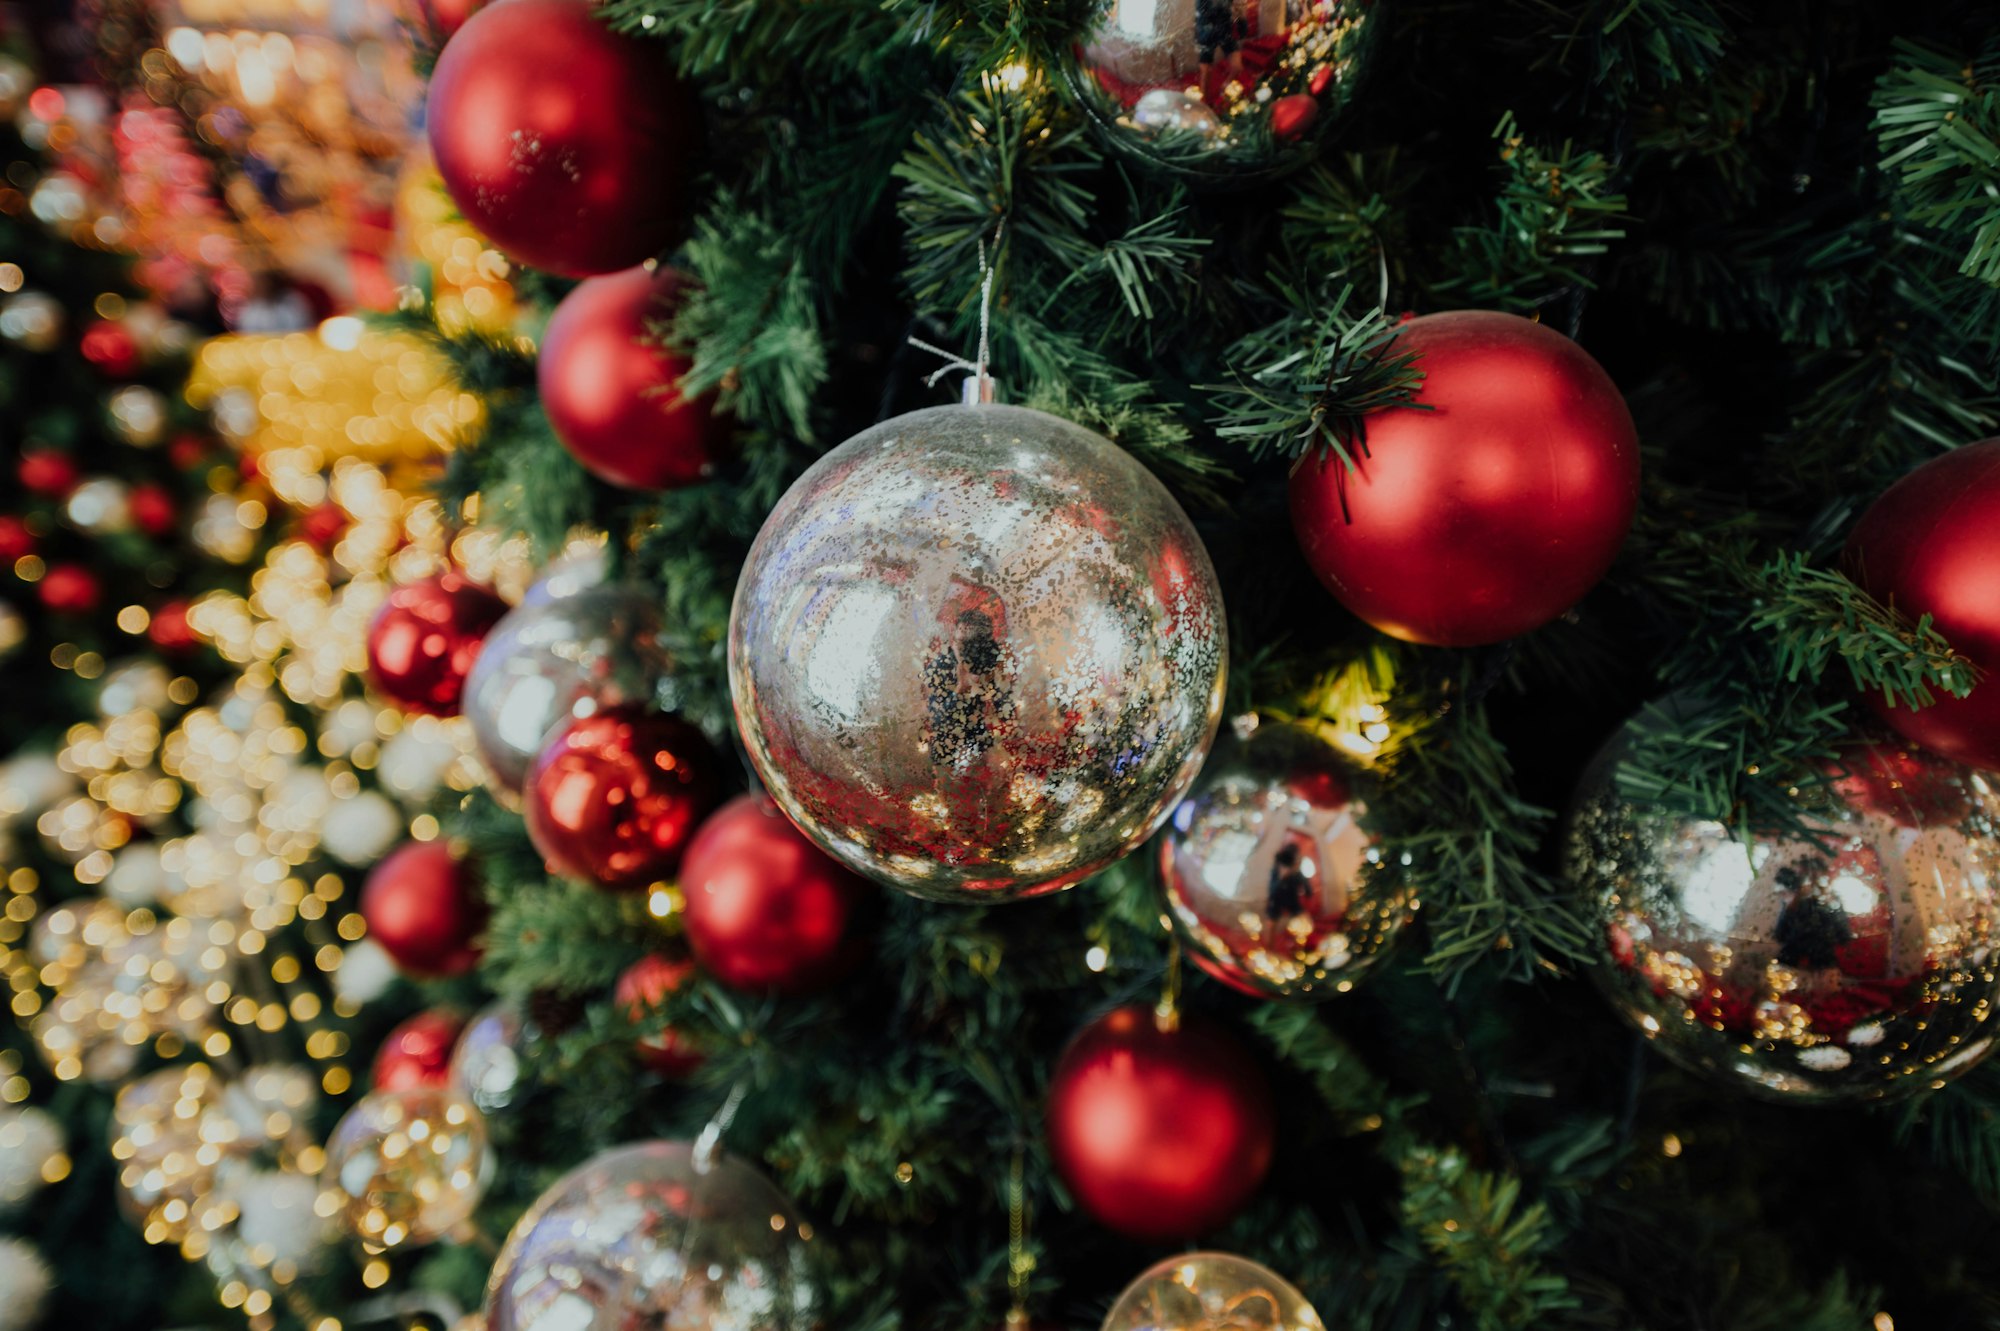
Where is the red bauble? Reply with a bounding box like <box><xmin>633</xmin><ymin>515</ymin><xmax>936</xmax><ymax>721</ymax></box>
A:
<box><xmin>79</xmin><ymin>320</ymin><xmax>140</xmax><ymax>377</ymax></box>
<box><xmin>365</xmin><ymin>571</ymin><xmax>507</xmax><ymax>716</ymax></box>
<box><xmin>147</xmin><ymin>599</ymin><xmax>198</xmax><ymax>653</ymax></box>
<box><xmin>168</xmin><ymin>433</ymin><xmax>212</xmax><ymax>470</ymax></box>
<box><xmin>38</xmin><ymin>564</ymin><xmax>100</xmax><ymax>614</ymax></box>
<box><xmin>614</xmin><ymin>954</ymin><xmax>703</xmax><ymax>1075</ymax></box>
<box><xmin>0</xmin><ymin>516</ymin><xmax>34</xmax><ymax>563</ymax></box>
<box><xmin>1845</xmin><ymin>439</ymin><xmax>2000</xmax><ymax>771</ymax></box>
<box><xmin>525</xmin><ymin>707</ymin><xmax>725</xmax><ymax>890</ymax></box>
<box><xmin>1270</xmin><ymin>94</ymin><xmax>1318</xmax><ymax>141</ymax></box>
<box><xmin>407</xmin><ymin>0</ymin><xmax>487</xmax><ymax>41</ymax></box>
<box><xmin>299</xmin><ymin>502</ymin><xmax>347</xmax><ymax>552</ymax></box>
<box><xmin>426</xmin><ymin>0</ymin><xmax>701</xmax><ymax>277</ymax></box>
<box><xmin>1045</xmin><ymin>1005</ymin><xmax>1274</xmax><ymax>1240</ymax></box>
<box><xmin>128</xmin><ymin>484</ymin><xmax>177</xmax><ymax>538</ymax></box>
<box><xmin>538</xmin><ymin>266</ymin><xmax>726</xmax><ymax>490</ymax></box>
<box><xmin>680</xmin><ymin>794</ymin><xmax>871</xmax><ymax>995</ymax></box>
<box><xmin>361</xmin><ymin>840</ymin><xmax>487</xmax><ymax>977</ymax></box>
<box><xmin>372</xmin><ymin>1008</ymin><xmax>467</xmax><ymax>1091</ymax></box>
<box><xmin>18</xmin><ymin>450</ymin><xmax>78</xmax><ymax>498</ymax></box>
<box><xmin>1288</xmin><ymin>310</ymin><xmax>1640</xmax><ymax>646</ymax></box>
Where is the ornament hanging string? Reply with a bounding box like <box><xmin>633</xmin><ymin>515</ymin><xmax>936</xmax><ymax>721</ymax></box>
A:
<box><xmin>907</xmin><ymin>225</ymin><xmax>1003</xmax><ymax>404</ymax></box>
<box><xmin>694</xmin><ymin>1081</ymin><xmax>750</xmax><ymax>1174</ymax></box>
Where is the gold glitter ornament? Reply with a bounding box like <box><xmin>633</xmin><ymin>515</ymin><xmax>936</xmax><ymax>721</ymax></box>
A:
<box><xmin>325</xmin><ymin>1087</ymin><xmax>491</xmax><ymax>1247</ymax></box>
<box><xmin>1566</xmin><ymin>726</ymin><xmax>2000</xmax><ymax>1102</ymax></box>
<box><xmin>1102</xmin><ymin>1253</ymin><xmax>1324</xmax><ymax>1331</ymax></box>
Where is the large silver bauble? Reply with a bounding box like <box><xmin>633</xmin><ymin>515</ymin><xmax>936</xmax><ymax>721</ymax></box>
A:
<box><xmin>1566</xmin><ymin>731</ymin><xmax>2000</xmax><ymax>1102</ymax></box>
<box><xmin>462</xmin><ymin>586</ymin><xmax>672</xmax><ymax>805</ymax></box>
<box><xmin>1071</xmin><ymin>0</ymin><xmax>1378</xmax><ymax>180</ymax></box>
<box><xmin>1161</xmin><ymin>723</ymin><xmax>1412</xmax><ymax>998</ymax></box>
<box><xmin>486</xmin><ymin>1141</ymin><xmax>818</xmax><ymax>1331</ymax></box>
<box><xmin>728</xmin><ymin>403</ymin><xmax>1226</xmax><ymax>902</ymax></box>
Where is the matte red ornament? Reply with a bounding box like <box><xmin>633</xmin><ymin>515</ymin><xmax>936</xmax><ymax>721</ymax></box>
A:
<box><xmin>0</xmin><ymin>516</ymin><xmax>34</xmax><ymax>563</ymax></box>
<box><xmin>372</xmin><ymin>1008</ymin><xmax>467</xmax><ymax>1091</ymax></box>
<box><xmin>680</xmin><ymin>794</ymin><xmax>871</xmax><ymax>995</ymax></box>
<box><xmin>360</xmin><ymin>840</ymin><xmax>487</xmax><ymax>977</ymax></box>
<box><xmin>18</xmin><ymin>450</ymin><xmax>78</xmax><ymax>498</ymax></box>
<box><xmin>614</xmin><ymin>953</ymin><xmax>703</xmax><ymax>1075</ymax></box>
<box><xmin>1045</xmin><ymin>1005</ymin><xmax>1274</xmax><ymax>1240</ymax></box>
<box><xmin>365</xmin><ymin>571</ymin><xmax>507</xmax><ymax>716</ymax></box>
<box><xmin>524</xmin><ymin>707</ymin><xmax>725</xmax><ymax>890</ymax></box>
<box><xmin>425</xmin><ymin>0</ymin><xmax>701</xmax><ymax>277</ymax></box>
<box><xmin>538</xmin><ymin>266</ymin><xmax>726</xmax><ymax>490</ymax></box>
<box><xmin>38</xmin><ymin>564</ymin><xmax>100</xmax><ymax>614</ymax></box>
<box><xmin>1288</xmin><ymin>310</ymin><xmax>1640</xmax><ymax>646</ymax></box>
<box><xmin>1846</xmin><ymin>439</ymin><xmax>2000</xmax><ymax>771</ymax></box>
<box><xmin>148</xmin><ymin>600</ymin><xmax>198</xmax><ymax>653</ymax></box>
<box><xmin>128</xmin><ymin>484</ymin><xmax>177</xmax><ymax>538</ymax></box>
<box><xmin>79</xmin><ymin>320</ymin><xmax>140</xmax><ymax>376</ymax></box>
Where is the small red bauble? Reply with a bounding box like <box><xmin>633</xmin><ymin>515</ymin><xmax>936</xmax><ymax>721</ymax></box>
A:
<box><xmin>366</xmin><ymin>571</ymin><xmax>508</xmax><ymax>716</ymax></box>
<box><xmin>524</xmin><ymin>707</ymin><xmax>725</xmax><ymax>890</ymax></box>
<box><xmin>18</xmin><ymin>450</ymin><xmax>78</xmax><ymax>498</ymax></box>
<box><xmin>680</xmin><ymin>794</ymin><xmax>871</xmax><ymax>995</ymax></box>
<box><xmin>538</xmin><ymin>266</ymin><xmax>726</xmax><ymax>490</ymax></box>
<box><xmin>426</xmin><ymin>0</ymin><xmax>701</xmax><ymax>277</ymax></box>
<box><xmin>406</xmin><ymin>0</ymin><xmax>486</xmax><ymax>41</ymax></box>
<box><xmin>372</xmin><ymin>1008</ymin><xmax>467</xmax><ymax>1091</ymax></box>
<box><xmin>1845</xmin><ymin>439</ymin><xmax>2000</xmax><ymax>772</ymax></box>
<box><xmin>128</xmin><ymin>484</ymin><xmax>177</xmax><ymax>538</ymax></box>
<box><xmin>361</xmin><ymin>840</ymin><xmax>487</xmax><ymax>977</ymax></box>
<box><xmin>614</xmin><ymin>953</ymin><xmax>703</xmax><ymax>1075</ymax></box>
<box><xmin>38</xmin><ymin>564</ymin><xmax>100</xmax><ymax>614</ymax></box>
<box><xmin>1288</xmin><ymin>310</ymin><xmax>1640</xmax><ymax>646</ymax></box>
<box><xmin>0</xmin><ymin>516</ymin><xmax>34</xmax><ymax>563</ymax></box>
<box><xmin>168</xmin><ymin>433</ymin><xmax>212</xmax><ymax>470</ymax></box>
<box><xmin>299</xmin><ymin>502</ymin><xmax>347</xmax><ymax>552</ymax></box>
<box><xmin>148</xmin><ymin>599</ymin><xmax>198</xmax><ymax>653</ymax></box>
<box><xmin>1045</xmin><ymin>1005</ymin><xmax>1274</xmax><ymax>1240</ymax></box>
<box><xmin>1270</xmin><ymin>94</ymin><xmax>1319</xmax><ymax>142</ymax></box>
<box><xmin>79</xmin><ymin>319</ymin><xmax>140</xmax><ymax>376</ymax></box>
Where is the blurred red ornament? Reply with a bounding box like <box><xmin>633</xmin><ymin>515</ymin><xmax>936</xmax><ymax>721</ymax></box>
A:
<box><xmin>148</xmin><ymin>599</ymin><xmax>198</xmax><ymax>653</ymax></box>
<box><xmin>1846</xmin><ymin>439</ymin><xmax>2000</xmax><ymax>772</ymax></box>
<box><xmin>299</xmin><ymin>502</ymin><xmax>348</xmax><ymax>552</ymax></box>
<box><xmin>361</xmin><ymin>840</ymin><xmax>487</xmax><ymax>977</ymax></box>
<box><xmin>1045</xmin><ymin>1005</ymin><xmax>1273</xmax><ymax>1240</ymax></box>
<box><xmin>0</xmin><ymin>516</ymin><xmax>34</xmax><ymax>563</ymax></box>
<box><xmin>237</xmin><ymin>452</ymin><xmax>261</xmax><ymax>484</ymax></box>
<box><xmin>18</xmin><ymin>450</ymin><xmax>78</xmax><ymax>498</ymax></box>
<box><xmin>79</xmin><ymin>320</ymin><xmax>140</xmax><ymax>376</ymax></box>
<box><xmin>168</xmin><ymin>433</ymin><xmax>212</xmax><ymax>470</ymax></box>
<box><xmin>426</xmin><ymin>0</ymin><xmax>702</xmax><ymax>277</ymax></box>
<box><xmin>525</xmin><ymin>707</ymin><xmax>725</xmax><ymax>890</ymax></box>
<box><xmin>38</xmin><ymin>564</ymin><xmax>100</xmax><ymax>614</ymax></box>
<box><xmin>129</xmin><ymin>484</ymin><xmax>177</xmax><ymax>538</ymax></box>
<box><xmin>614</xmin><ymin>954</ymin><xmax>703</xmax><ymax>1075</ymax></box>
<box><xmin>680</xmin><ymin>794</ymin><xmax>870</xmax><ymax>995</ymax></box>
<box><xmin>538</xmin><ymin>266</ymin><xmax>726</xmax><ymax>490</ymax></box>
<box><xmin>366</xmin><ymin>571</ymin><xmax>508</xmax><ymax>716</ymax></box>
<box><xmin>372</xmin><ymin>1008</ymin><xmax>467</xmax><ymax>1090</ymax></box>
<box><xmin>407</xmin><ymin>0</ymin><xmax>486</xmax><ymax>41</ymax></box>
<box><xmin>1270</xmin><ymin>94</ymin><xmax>1318</xmax><ymax>141</ymax></box>
<box><xmin>1288</xmin><ymin>310</ymin><xmax>1640</xmax><ymax>646</ymax></box>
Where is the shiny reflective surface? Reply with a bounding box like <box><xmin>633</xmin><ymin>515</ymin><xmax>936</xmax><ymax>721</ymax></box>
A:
<box><xmin>463</xmin><ymin>585</ymin><xmax>673</xmax><ymax>805</ymax></box>
<box><xmin>1161</xmin><ymin>724</ymin><xmax>1411</xmax><ymax>998</ymax></box>
<box><xmin>524</xmin><ymin>707</ymin><xmax>724</xmax><ymax>889</ymax></box>
<box><xmin>1102</xmin><ymin>1253</ymin><xmax>1324</xmax><ymax>1331</ymax></box>
<box><xmin>486</xmin><ymin>1141</ymin><xmax>818</xmax><ymax>1331</ymax></box>
<box><xmin>326</xmin><ymin>1088</ymin><xmax>491</xmax><ymax>1246</ymax></box>
<box><xmin>450</xmin><ymin>1002</ymin><xmax>527</xmax><ymax>1113</ymax></box>
<box><xmin>730</xmin><ymin>404</ymin><xmax>1225</xmax><ymax>902</ymax></box>
<box><xmin>366</xmin><ymin>572</ymin><xmax>509</xmax><ymax>716</ymax></box>
<box><xmin>1567</xmin><ymin>733</ymin><xmax>2000</xmax><ymax>1101</ymax></box>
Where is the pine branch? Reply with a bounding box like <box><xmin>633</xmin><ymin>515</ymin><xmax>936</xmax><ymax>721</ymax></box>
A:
<box><xmin>1398</xmin><ymin>1145</ymin><xmax>1579</xmax><ymax>1331</ymax></box>
<box><xmin>1873</xmin><ymin>38</ymin><xmax>2000</xmax><ymax>286</ymax></box>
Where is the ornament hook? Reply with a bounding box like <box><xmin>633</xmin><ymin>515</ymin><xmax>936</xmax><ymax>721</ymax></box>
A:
<box><xmin>908</xmin><ymin>224</ymin><xmax>1003</xmax><ymax>403</ymax></box>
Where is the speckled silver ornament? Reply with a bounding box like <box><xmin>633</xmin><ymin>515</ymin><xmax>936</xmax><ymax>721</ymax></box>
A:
<box><xmin>1161</xmin><ymin>723</ymin><xmax>1412</xmax><ymax>998</ymax></box>
<box><xmin>729</xmin><ymin>403</ymin><xmax>1225</xmax><ymax>902</ymax></box>
<box><xmin>1566</xmin><ymin>729</ymin><xmax>2000</xmax><ymax>1102</ymax></box>
<box><xmin>486</xmin><ymin>1140</ymin><xmax>818</xmax><ymax>1331</ymax></box>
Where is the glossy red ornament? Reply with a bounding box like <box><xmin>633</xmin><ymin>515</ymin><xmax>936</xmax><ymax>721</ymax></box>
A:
<box><xmin>38</xmin><ymin>564</ymin><xmax>100</xmax><ymax>614</ymax></box>
<box><xmin>147</xmin><ymin>600</ymin><xmax>198</xmax><ymax>653</ymax></box>
<box><xmin>128</xmin><ymin>484</ymin><xmax>176</xmax><ymax>538</ymax></box>
<box><xmin>372</xmin><ymin>1008</ymin><xmax>467</xmax><ymax>1090</ymax></box>
<box><xmin>79</xmin><ymin>319</ymin><xmax>140</xmax><ymax>376</ymax></box>
<box><xmin>1045</xmin><ymin>1005</ymin><xmax>1274</xmax><ymax>1240</ymax></box>
<box><xmin>1846</xmin><ymin>439</ymin><xmax>2000</xmax><ymax>772</ymax></box>
<box><xmin>366</xmin><ymin>571</ymin><xmax>508</xmax><ymax>716</ymax></box>
<box><xmin>1288</xmin><ymin>310</ymin><xmax>1640</xmax><ymax>646</ymax></box>
<box><xmin>0</xmin><ymin>516</ymin><xmax>34</xmax><ymax>563</ymax></box>
<box><xmin>1270</xmin><ymin>94</ymin><xmax>1319</xmax><ymax>142</ymax></box>
<box><xmin>18</xmin><ymin>450</ymin><xmax>78</xmax><ymax>498</ymax></box>
<box><xmin>680</xmin><ymin>794</ymin><xmax>871</xmax><ymax>995</ymax></box>
<box><xmin>425</xmin><ymin>0</ymin><xmax>702</xmax><ymax>277</ymax></box>
<box><xmin>538</xmin><ymin>266</ymin><xmax>726</xmax><ymax>490</ymax></box>
<box><xmin>406</xmin><ymin>0</ymin><xmax>486</xmax><ymax>41</ymax></box>
<box><xmin>524</xmin><ymin>707</ymin><xmax>725</xmax><ymax>890</ymax></box>
<box><xmin>614</xmin><ymin>953</ymin><xmax>703</xmax><ymax>1075</ymax></box>
<box><xmin>360</xmin><ymin>840</ymin><xmax>487</xmax><ymax>977</ymax></box>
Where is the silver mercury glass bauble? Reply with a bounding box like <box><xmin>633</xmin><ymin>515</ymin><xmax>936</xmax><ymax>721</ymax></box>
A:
<box><xmin>462</xmin><ymin>585</ymin><xmax>673</xmax><ymax>805</ymax></box>
<box><xmin>728</xmin><ymin>401</ymin><xmax>1226</xmax><ymax>902</ymax></box>
<box><xmin>486</xmin><ymin>1140</ymin><xmax>819</xmax><ymax>1331</ymax></box>
<box><xmin>1566</xmin><ymin>727</ymin><xmax>2000</xmax><ymax>1102</ymax></box>
<box><xmin>450</xmin><ymin>1001</ymin><xmax>526</xmax><ymax>1113</ymax></box>
<box><xmin>1071</xmin><ymin>0</ymin><xmax>1378</xmax><ymax>180</ymax></box>
<box><xmin>1161</xmin><ymin>722</ymin><xmax>1412</xmax><ymax>998</ymax></box>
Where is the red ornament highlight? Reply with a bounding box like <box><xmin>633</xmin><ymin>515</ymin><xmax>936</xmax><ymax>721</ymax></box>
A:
<box><xmin>128</xmin><ymin>484</ymin><xmax>177</xmax><ymax>538</ymax></box>
<box><xmin>361</xmin><ymin>841</ymin><xmax>487</xmax><ymax>977</ymax></box>
<box><xmin>38</xmin><ymin>564</ymin><xmax>101</xmax><ymax>614</ymax></box>
<box><xmin>0</xmin><ymin>516</ymin><xmax>35</xmax><ymax>563</ymax></box>
<box><xmin>148</xmin><ymin>600</ymin><xmax>198</xmax><ymax>653</ymax></box>
<box><xmin>426</xmin><ymin>0</ymin><xmax>702</xmax><ymax>277</ymax></box>
<box><xmin>680</xmin><ymin>794</ymin><xmax>871</xmax><ymax>995</ymax></box>
<box><xmin>614</xmin><ymin>954</ymin><xmax>703</xmax><ymax>1076</ymax></box>
<box><xmin>373</xmin><ymin>1008</ymin><xmax>468</xmax><ymax>1091</ymax></box>
<box><xmin>1288</xmin><ymin>310</ymin><xmax>1640</xmax><ymax>646</ymax></box>
<box><xmin>366</xmin><ymin>571</ymin><xmax>508</xmax><ymax>717</ymax></box>
<box><xmin>18</xmin><ymin>449</ymin><xmax>78</xmax><ymax>498</ymax></box>
<box><xmin>538</xmin><ymin>266</ymin><xmax>726</xmax><ymax>491</ymax></box>
<box><xmin>1045</xmin><ymin>1005</ymin><xmax>1274</xmax><ymax>1240</ymax></box>
<box><xmin>524</xmin><ymin>707</ymin><xmax>725</xmax><ymax>890</ymax></box>
<box><xmin>1846</xmin><ymin>439</ymin><xmax>2000</xmax><ymax>772</ymax></box>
